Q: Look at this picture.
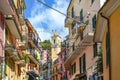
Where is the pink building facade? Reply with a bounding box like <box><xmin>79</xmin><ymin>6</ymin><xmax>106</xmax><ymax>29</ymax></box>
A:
<box><xmin>57</xmin><ymin>48</ymin><xmax>70</xmax><ymax>80</ymax></box>
<box><xmin>0</xmin><ymin>12</ymin><xmax>4</xmax><ymax>59</ymax></box>
<box><xmin>64</xmin><ymin>0</ymin><xmax>102</xmax><ymax>80</ymax></box>
<box><xmin>0</xmin><ymin>12</ymin><xmax>4</xmax><ymax>79</ymax></box>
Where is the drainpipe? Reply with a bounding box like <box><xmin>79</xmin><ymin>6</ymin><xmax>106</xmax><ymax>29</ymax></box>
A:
<box><xmin>100</xmin><ymin>13</ymin><xmax>111</xmax><ymax>80</ymax></box>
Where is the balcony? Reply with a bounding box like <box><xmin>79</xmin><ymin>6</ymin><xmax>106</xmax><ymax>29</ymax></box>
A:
<box><xmin>5</xmin><ymin>44</ymin><xmax>20</xmax><ymax>61</ymax></box>
<box><xmin>27</xmin><ymin>66</ymin><xmax>39</xmax><ymax>79</ymax></box>
<box><xmin>21</xmin><ymin>25</ymin><xmax>28</xmax><ymax>40</ymax></box>
<box><xmin>15</xmin><ymin>60</ymin><xmax>26</xmax><ymax>66</ymax></box>
<box><xmin>58</xmin><ymin>68</ymin><xmax>63</xmax><ymax>74</ymax></box>
<box><xmin>19</xmin><ymin>14</ymin><xmax>24</xmax><ymax>25</ymax></box>
<box><xmin>28</xmin><ymin>33</ymin><xmax>39</xmax><ymax>48</ymax></box>
<box><xmin>65</xmin><ymin>12</ymin><xmax>80</xmax><ymax>28</ymax></box>
<box><xmin>0</xmin><ymin>0</ymin><xmax>14</xmax><ymax>15</ymax></box>
<box><xmin>5</xmin><ymin>16</ymin><xmax>22</xmax><ymax>39</ymax></box>
<box><xmin>52</xmin><ymin>69</ymin><xmax>58</xmax><ymax>76</ymax></box>
<box><xmin>53</xmin><ymin>59</ymin><xmax>58</xmax><ymax>66</ymax></box>
<box><xmin>18</xmin><ymin>40</ymin><xmax>27</xmax><ymax>50</ymax></box>
<box><xmin>64</xmin><ymin>33</ymin><xmax>93</xmax><ymax>67</ymax></box>
<box><xmin>27</xmin><ymin>49</ymin><xmax>40</xmax><ymax>65</ymax></box>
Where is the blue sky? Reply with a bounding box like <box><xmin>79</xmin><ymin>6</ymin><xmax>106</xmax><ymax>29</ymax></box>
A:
<box><xmin>24</xmin><ymin>0</ymin><xmax>70</xmax><ymax>41</ymax></box>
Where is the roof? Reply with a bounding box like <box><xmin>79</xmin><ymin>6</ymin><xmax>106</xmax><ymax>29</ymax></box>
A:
<box><xmin>94</xmin><ymin>0</ymin><xmax>120</xmax><ymax>42</ymax></box>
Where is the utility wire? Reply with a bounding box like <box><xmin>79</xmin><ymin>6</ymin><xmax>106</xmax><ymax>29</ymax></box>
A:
<box><xmin>36</xmin><ymin>0</ymin><xmax>67</xmax><ymax>16</ymax></box>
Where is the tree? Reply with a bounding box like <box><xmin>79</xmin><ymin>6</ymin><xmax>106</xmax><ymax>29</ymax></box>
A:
<box><xmin>40</xmin><ymin>40</ymin><xmax>51</xmax><ymax>52</ymax></box>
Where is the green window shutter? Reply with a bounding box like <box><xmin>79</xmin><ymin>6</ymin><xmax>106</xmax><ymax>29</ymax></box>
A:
<box><xmin>106</xmin><ymin>32</ymin><xmax>110</xmax><ymax>66</ymax></box>
<box><xmin>80</xmin><ymin>9</ymin><xmax>83</xmax><ymax>22</ymax></box>
<box><xmin>92</xmin><ymin>14</ymin><xmax>96</xmax><ymax>29</ymax></box>
<box><xmin>74</xmin><ymin>63</ymin><xmax>76</xmax><ymax>73</ymax></box>
<box><xmin>80</xmin><ymin>31</ymin><xmax>83</xmax><ymax>40</ymax></box>
<box><xmin>5</xmin><ymin>28</ymin><xmax>8</xmax><ymax>40</ymax></box>
<box><xmin>83</xmin><ymin>54</ymin><xmax>86</xmax><ymax>72</ymax></box>
<box><xmin>91</xmin><ymin>0</ymin><xmax>94</xmax><ymax>4</ymax></box>
<box><xmin>79</xmin><ymin>57</ymin><xmax>82</xmax><ymax>73</ymax></box>
<box><xmin>71</xmin><ymin>7</ymin><xmax>74</xmax><ymax>18</ymax></box>
<box><xmin>93</xmin><ymin>43</ymin><xmax>97</xmax><ymax>57</ymax></box>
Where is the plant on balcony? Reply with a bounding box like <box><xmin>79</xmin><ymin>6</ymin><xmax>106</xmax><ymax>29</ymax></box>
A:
<box><xmin>23</xmin><ymin>52</ymin><xmax>30</xmax><ymax>63</ymax></box>
<box><xmin>95</xmin><ymin>46</ymin><xmax>103</xmax><ymax>74</ymax></box>
<box><xmin>36</xmin><ymin>52</ymin><xmax>40</xmax><ymax>61</ymax></box>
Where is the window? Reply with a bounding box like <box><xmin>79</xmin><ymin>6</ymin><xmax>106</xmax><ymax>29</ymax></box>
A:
<box><xmin>71</xmin><ymin>7</ymin><xmax>74</xmax><ymax>18</ymax></box>
<box><xmin>79</xmin><ymin>0</ymin><xmax>81</xmax><ymax>2</ymax></box>
<box><xmin>61</xmin><ymin>54</ymin><xmax>62</xmax><ymax>60</ymax></box>
<box><xmin>106</xmin><ymin>32</ymin><xmax>110</xmax><ymax>66</ymax></box>
<box><xmin>72</xmin><ymin>43</ymin><xmax>75</xmax><ymax>51</ymax></box>
<box><xmin>80</xmin><ymin>31</ymin><xmax>83</xmax><ymax>40</ymax></box>
<box><xmin>5</xmin><ymin>28</ymin><xmax>8</xmax><ymax>41</ymax></box>
<box><xmin>60</xmin><ymin>64</ymin><xmax>62</xmax><ymax>71</ymax></box>
<box><xmin>54</xmin><ymin>39</ymin><xmax>55</xmax><ymax>44</ymax></box>
<box><xmin>79</xmin><ymin>54</ymin><xmax>86</xmax><ymax>73</ymax></box>
<box><xmin>80</xmin><ymin>9</ymin><xmax>83</xmax><ymax>22</ymax></box>
<box><xmin>92</xmin><ymin>14</ymin><xmax>96</xmax><ymax>30</ymax></box>
<box><xmin>91</xmin><ymin>0</ymin><xmax>95</xmax><ymax>4</ymax></box>
<box><xmin>83</xmin><ymin>54</ymin><xmax>86</xmax><ymax>72</ymax></box>
<box><xmin>72</xmin><ymin>63</ymin><xmax>76</xmax><ymax>75</ymax></box>
<box><xmin>93</xmin><ymin>43</ymin><xmax>97</xmax><ymax>57</ymax></box>
<box><xmin>71</xmin><ymin>23</ymin><xmax>75</xmax><ymax>29</ymax></box>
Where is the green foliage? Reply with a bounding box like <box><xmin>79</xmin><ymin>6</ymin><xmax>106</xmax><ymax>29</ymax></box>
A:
<box><xmin>36</xmin><ymin>52</ymin><xmax>40</xmax><ymax>61</ymax></box>
<box><xmin>23</xmin><ymin>52</ymin><xmax>30</xmax><ymax>63</ymax></box>
<box><xmin>40</xmin><ymin>40</ymin><xmax>51</xmax><ymax>51</ymax></box>
<box><xmin>96</xmin><ymin>46</ymin><xmax>103</xmax><ymax>74</ymax></box>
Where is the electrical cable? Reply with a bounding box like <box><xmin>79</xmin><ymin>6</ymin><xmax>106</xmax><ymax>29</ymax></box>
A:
<box><xmin>36</xmin><ymin>0</ymin><xmax>67</xmax><ymax>16</ymax></box>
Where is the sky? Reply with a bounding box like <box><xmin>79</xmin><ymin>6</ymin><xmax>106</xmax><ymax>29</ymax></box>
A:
<box><xmin>24</xmin><ymin>0</ymin><xmax>70</xmax><ymax>41</ymax></box>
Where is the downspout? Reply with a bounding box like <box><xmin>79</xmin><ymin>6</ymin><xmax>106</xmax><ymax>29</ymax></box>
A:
<box><xmin>100</xmin><ymin>13</ymin><xmax>111</xmax><ymax>80</ymax></box>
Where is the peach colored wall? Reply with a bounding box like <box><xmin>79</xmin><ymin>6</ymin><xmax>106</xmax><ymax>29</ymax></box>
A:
<box><xmin>70</xmin><ymin>44</ymin><xmax>94</xmax><ymax>80</ymax></box>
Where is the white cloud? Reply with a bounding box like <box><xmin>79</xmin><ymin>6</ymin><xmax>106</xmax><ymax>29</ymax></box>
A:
<box><xmin>28</xmin><ymin>0</ymin><xmax>69</xmax><ymax>41</ymax></box>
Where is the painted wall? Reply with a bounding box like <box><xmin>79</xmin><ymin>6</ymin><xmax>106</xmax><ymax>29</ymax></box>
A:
<box><xmin>110</xmin><ymin>7</ymin><xmax>120</xmax><ymax>80</ymax></box>
<box><xmin>51</xmin><ymin>33</ymin><xmax>61</xmax><ymax>62</ymax></box>
<box><xmin>102</xmin><ymin>27</ymin><xmax>109</xmax><ymax>80</ymax></box>
<box><xmin>100</xmin><ymin>6</ymin><xmax>120</xmax><ymax>80</ymax></box>
<box><xmin>0</xmin><ymin>12</ymin><xmax>4</xmax><ymax>58</ymax></box>
<box><xmin>69</xmin><ymin>45</ymin><xmax>94</xmax><ymax>80</ymax></box>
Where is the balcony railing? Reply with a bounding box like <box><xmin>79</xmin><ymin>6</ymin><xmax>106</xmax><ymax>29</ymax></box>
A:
<box><xmin>28</xmin><ymin>32</ymin><xmax>40</xmax><ymax>48</ymax></box>
<box><xmin>64</xmin><ymin>33</ymin><xmax>93</xmax><ymax>67</ymax></box>
<box><xmin>5</xmin><ymin>44</ymin><xmax>20</xmax><ymax>61</ymax></box>
<box><xmin>53</xmin><ymin>59</ymin><xmax>58</xmax><ymax>65</ymax></box>
<box><xmin>27</xmin><ymin>49</ymin><xmax>40</xmax><ymax>65</ymax></box>
<box><xmin>52</xmin><ymin>69</ymin><xmax>58</xmax><ymax>75</ymax></box>
<box><xmin>28</xmin><ymin>49</ymin><xmax>37</xmax><ymax>58</ymax></box>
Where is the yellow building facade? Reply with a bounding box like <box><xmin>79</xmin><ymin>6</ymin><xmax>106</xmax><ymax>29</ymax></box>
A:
<box><xmin>94</xmin><ymin>0</ymin><xmax>120</xmax><ymax>80</ymax></box>
<box><xmin>51</xmin><ymin>32</ymin><xmax>61</xmax><ymax>62</ymax></box>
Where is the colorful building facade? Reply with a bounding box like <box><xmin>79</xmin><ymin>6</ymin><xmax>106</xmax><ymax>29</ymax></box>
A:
<box><xmin>40</xmin><ymin>50</ymin><xmax>52</xmax><ymax>80</ymax></box>
<box><xmin>0</xmin><ymin>0</ymin><xmax>42</xmax><ymax>80</ymax></box>
<box><xmin>0</xmin><ymin>11</ymin><xmax>5</xmax><ymax>80</ymax></box>
<box><xmin>57</xmin><ymin>48</ymin><xmax>69</xmax><ymax>80</ymax></box>
<box><xmin>64</xmin><ymin>0</ymin><xmax>102</xmax><ymax>80</ymax></box>
<box><xmin>51</xmin><ymin>32</ymin><xmax>61</xmax><ymax>62</ymax></box>
<box><xmin>94</xmin><ymin>0</ymin><xmax>120</xmax><ymax>80</ymax></box>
